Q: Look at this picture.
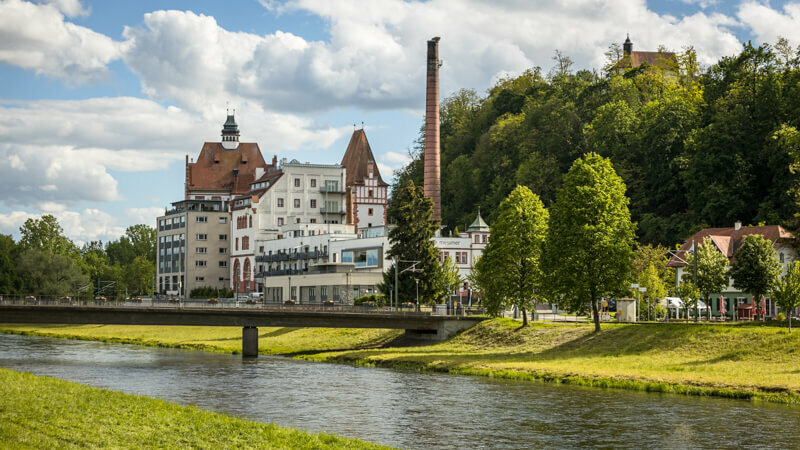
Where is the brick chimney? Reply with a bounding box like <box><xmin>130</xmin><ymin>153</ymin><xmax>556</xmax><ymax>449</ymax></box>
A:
<box><xmin>424</xmin><ymin>36</ymin><xmax>441</xmax><ymax>222</ymax></box>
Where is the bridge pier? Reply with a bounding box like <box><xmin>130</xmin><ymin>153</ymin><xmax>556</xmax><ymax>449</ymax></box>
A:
<box><xmin>242</xmin><ymin>326</ymin><xmax>258</xmax><ymax>357</ymax></box>
<box><xmin>404</xmin><ymin>318</ymin><xmax>478</xmax><ymax>341</ymax></box>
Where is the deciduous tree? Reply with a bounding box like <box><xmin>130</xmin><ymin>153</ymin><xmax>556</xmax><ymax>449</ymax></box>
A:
<box><xmin>685</xmin><ymin>236</ymin><xmax>730</xmax><ymax>320</ymax></box>
<box><xmin>729</xmin><ymin>234</ymin><xmax>781</xmax><ymax>320</ymax></box>
<box><xmin>542</xmin><ymin>153</ymin><xmax>636</xmax><ymax>332</ymax></box>
<box><xmin>472</xmin><ymin>186</ymin><xmax>548</xmax><ymax>326</ymax></box>
<box><xmin>771</xmin><ymin>261</ymin><xmax>800</xmax><ymax>332</ymax></box>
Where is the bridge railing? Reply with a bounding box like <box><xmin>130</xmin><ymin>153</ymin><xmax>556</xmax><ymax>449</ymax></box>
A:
<box><xmin>0</xmin><ymin>295</ymin><xmax>485</xmax><ymax>317</ymax></box>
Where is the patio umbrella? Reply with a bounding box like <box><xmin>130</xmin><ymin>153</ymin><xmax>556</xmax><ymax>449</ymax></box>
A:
<box><xmin>719</xmin><ymin>295</ymin><xmax>725</xmax><ymax>316</ymax></box>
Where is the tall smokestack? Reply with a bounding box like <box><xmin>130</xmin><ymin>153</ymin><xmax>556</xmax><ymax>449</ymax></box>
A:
<box><xmin>424</xmin><ymin>36</ymin><xmax>441</xmax><ymax>222</ymax></box>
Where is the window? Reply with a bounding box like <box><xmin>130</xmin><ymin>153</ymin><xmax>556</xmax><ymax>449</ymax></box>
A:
<box><xmin>277</xmin><ymin>198</ymin><xmax>284</xmax><ymax>207</ymax></box>
<box><xmin>324</xmin><ymin>180</ymin><xmax>338</xmax><ymax>191</ymax></box>
<box><xmin>219</xmin><ymin>217</ymin><xmax>227</xmax><ymax>224</ymax></box>
<box><xmin>482</xmin><ymin>235</ymin><xmax>487</xmax><ymax>243</ymax></box>
<box><xmin>368</xmin><ymin>208</ymin><xmax>373</xmax><ymax>216</ymax></box>
<box><xmin>196</xmin><ymin>234</ymin><xmax>207</xmax><ymax>240</ymax></box>
<box><xmin>219</xmin><ymin>248</ymin><xmax>227</xmax><ymax>254</ymax></box>
<box><xmin>259</xmin><ymin>246</ymin><xmax>264</xmax><ymax>253</ymax></box>
<box><xmin>242</xmin><ymin>236</ymin><xmax>250</xmax><ymax>250</ymax></box>
<box><xmin>196</xmin><ymin>261</ymin><xmax>207</xmax><ymax>267</ymax></box>
<box><xmin>219</xmin><ymin>261</ymin><xmax>228</xmax><ymax>268</ymax></box>
<box><xmin>310</xmin><ymin>199</ymin><xmax>317</xmax><ymax>208</ymax></box>
<box><xmin>196</xmin><ymin>216</ymin><xmax>208</xmax><ymax>223</ymax></box>
<box><xmin>249</xmin><ymin>216</ymin><xmax>252</xmax><ymax>227</ymax></box>
<box><xmin>342</xmin><ymin>249</ymin><xmax>379</xmax><ymax>268</ymax></box>
<box><xmin>195</xmin><ymin>276</ymin><xmax>205</xmax><ymax>281</ymax></box>
<box><xmin>310</xmin><ymin>218</ymin><xmax>317</xmax><ymax>224</ymax></box>
<box><xmin>325</xmin><ymin>200</ymin><xmax>339</xmax><ymax>212</ymax></box>
<box><xmin>294</xmin><ymin>198</ymin><xmax>301</xmax><ymax>208</ymax></box>
<box><xmin>296</xmin><ymin>218</ymin><xmax>301</xmax><ymax>223</ymax></box>
<box><xmin>311</xmin><ymin>179</ymin><xmax>317</xmax><ymax>187</ymax></box>
<box><xmin>235</xmin><ymin>237</ymin><xmax>239</xmax><ymax>251</ymax></box>
<box><xmin>277</xmin><ymin>217</ymin><xmax>284</xmax><ymax>226</ymax></box>
<box><xmin>368</xmin><ymin>189</ymin><xmax>373</xmax><ymax>197</ymax></box>
<box><xmin>780</xmin><ymin>252</ymin><xmax>785</xmax><ymax>264</ymax></box>
<box><xmin>180</xmin><ymin>216</ymin><xmax>185</xmax><ymax>227</ymax></box>
<box><xmin>196</xmin><ymin>247</ymin><xmax>207</xmax><ymax>254</ymax></box>
<box><xmin>195</xmin><ymin>196</ymin><xmax>205</xmax><ymax>200</ymax></box>
<box><xmin>294</xmin><ymin>178</ymin><xmax>301</xmax><ymax>187</ymax></box>
<box><xmin>219</xmin><ymin>234</ymin><xmax>227</xmax><ymax>240</ymax></box>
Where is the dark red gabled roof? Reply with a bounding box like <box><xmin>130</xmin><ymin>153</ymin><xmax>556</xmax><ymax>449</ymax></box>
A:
<box><xmin>186</xmin><ymin>142</ymin><xmax>270</xmax><ymax>197</ymax></box>
<box><xmin>667</xmin><ymin>225</ymin><xmax>794</xmax><ymax>268</ymax></box>
<box><xmin>340</xmin><ymin>129</ymin><xmax>388</xmax><ymax>187</ymax></box>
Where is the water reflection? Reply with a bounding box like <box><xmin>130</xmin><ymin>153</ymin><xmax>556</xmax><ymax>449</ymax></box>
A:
<box><xmin>1</xmin><ymin>334</ymin><xmax>798</xmax><ymax>449</ymax></box>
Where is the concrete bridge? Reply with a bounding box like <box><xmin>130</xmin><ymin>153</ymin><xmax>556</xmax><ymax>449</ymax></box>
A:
<box><xmin>0</xmin><ymin>304</ymin><xmax>485</xmax><ymax>357</ymax></box>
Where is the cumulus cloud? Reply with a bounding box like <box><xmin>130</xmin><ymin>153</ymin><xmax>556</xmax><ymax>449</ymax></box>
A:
<box><xmin>737</xmin><ymin>2</ymin><xmax>800</xmax><ymax>46</ymax></box>
<box><xmin>126</xmin><ymin>206</ymin><xmax>165</xmax><ymax>226</ymax></box>
<box><xmin>0</xmin><ymin>0</ymin><xmax>121</xmax><ymax>83</ymax></box>
<box><xmin>0</xmin><ymin>97</ymin><xmax>347</xmax><ymax>208</ymax></box>
<box><xmin>118</xmin><ymin>0</ymin><xmax>747</xmax><ymax>118</ymax></box>
<box><xmin>0</xmin><ymin>207</ymin><xmax>125</xmax><ymax>244</ymax></box>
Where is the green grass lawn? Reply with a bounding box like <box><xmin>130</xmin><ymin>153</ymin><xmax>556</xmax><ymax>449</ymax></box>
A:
<box><xmin>0</xmin><ymin>324</ymin><xmax>402</xmax><ymax>355</ymax></box>
<box><xmin>0</xmin><ymin>368</ymin><xmax>389</xmax><ymax>449</ymax></box>
<box><xmin>2</xmin><ymin>320</ymin><xmax>799</xmax><ymax>403</ymax></box>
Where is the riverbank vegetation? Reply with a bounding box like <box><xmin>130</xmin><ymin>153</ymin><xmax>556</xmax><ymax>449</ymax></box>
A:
<box><xmin>2</xmin><ymin>320</ymin><xmax>799</xmax><ymax>404</ymax></box>
<box><xmin>0</xmin><ymin>368</ymin><xmax>387</xmax><ymax>449</ymax></box>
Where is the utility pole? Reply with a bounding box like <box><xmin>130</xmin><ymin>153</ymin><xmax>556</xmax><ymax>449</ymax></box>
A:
<box><xmin>693</xmin><ymin>239</ymin><xmax>699</xmax><ymax>322</ymax></box>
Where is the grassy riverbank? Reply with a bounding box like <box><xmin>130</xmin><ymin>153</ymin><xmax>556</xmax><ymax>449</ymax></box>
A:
<box><xmin>0</xmin><ymin>368</ymin><xmax>387</xmax><ymax>449</ymax></box>
<box><xmin>2</xmin><ymin>320</ymin><xmax>799</xmax><ymax>404</ymax></box>
<box><xmin>0</xmin><ymin>324</ymin><xmax>402</xmax><ymax>354</ymax></box>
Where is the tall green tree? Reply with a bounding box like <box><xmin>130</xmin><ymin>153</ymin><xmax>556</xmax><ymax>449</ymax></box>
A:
<box><xmin>638</xmin><ymin>263</ymin><xmax>667</xmax><ymax>320</ymax></box>
<box><xmin>125</xmin><ymin>224</ymin><xmax>157</xmax><ymax>263</ymax></box>
<box><xmin>0</xmin><ymin>234</ymin><xmax>23</xmax><ymax>294</ymax></box>
<box><xmin>17</xmin><ymin>249</ymin><xmax>88</xmax><ymax>296</ymax></box>
<box><xmin>676</xmin><ymin>278</ymin><xmax>700</xmax><ymax>322</ymax></box>
<box><xmin>472</xmin><ymin>186</ymin><xmax>548</xmax><ymax>326</ymax></box>
<box><xmin>772</xmin><ymin>261</ymin><xmax>800</xmax><ymax>332</ymax></box>
<box><xmin>382</xmin><ymin>181</ymin><xmax>446</xmax><ymax>306</ymax></box>
<box><xmin>729</xmin><ymin>234</ymin><xmax>781</xmax><ymax>320</ymax></box>
<box><xmin>685</xmin><ymin>236</ymin><xmax>730</xmax><ymax>320</ymax></box>
<box><xmin>18</xmin><ymin>215</ymin><xmax>76</xmax><ymax>256</ymax></box>
<box><xmin>542</xmin><ymin>153</ymin><xmax>636</xmax><ymax>332</ymax></box>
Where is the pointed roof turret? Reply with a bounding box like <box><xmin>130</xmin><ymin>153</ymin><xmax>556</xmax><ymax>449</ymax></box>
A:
<box><xmin>340</xmin><ymin>129</ymin><xmax>388</xmax><ymax>187</ymax></box>
<box><xmin>623</xmin><ymin>34</ymin><xmax>633</xmax><ymax>55</ymax></box>
<box><xmin>468</xmin><ymin>209</ymin><xmax>489</xmax><ymax>232</ymax></box>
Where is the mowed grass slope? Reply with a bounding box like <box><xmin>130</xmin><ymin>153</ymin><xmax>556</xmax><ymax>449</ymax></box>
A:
<box><xmin>2</xmin><ymin>320</ymin><xmax>799</xmax><ymax>403</ymax></box>
<box><xmin>0</xmin><ymin>324</ymin><xmax>402</xmax><ymax>355</ymax></box>
<box><xmin>0</xmin><ymin>368</ymin><xmax>388</xmax><ymax>449</ymax></box>
<box><xmin>302</xmin><ymin>319</ymin><xmax>800</xmax><ymax>402</ymax></box>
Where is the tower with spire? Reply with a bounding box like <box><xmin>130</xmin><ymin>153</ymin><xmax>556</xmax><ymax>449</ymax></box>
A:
<box><xmin>221</xmin><ymin>110</ymin><xmax>240</xmax><ymax>150</ymax></box>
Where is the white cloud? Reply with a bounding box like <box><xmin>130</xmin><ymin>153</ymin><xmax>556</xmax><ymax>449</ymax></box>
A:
<box><xmin>41</xmin><ymin>0</ymin><xmax>89</xmax><ymax>17</ymax></box>
<box><xmin>0</xmin><ymin>0</ymin><xmax>121</xmax><ymax>83</ymax></box>
<box><xmin>118</xmin><ymin>1</ymin><xmax>747</xmax><ymax>118</ymax></box>
<box><xmin>0</xmin><ymin>207</ymin><xmax>124</xmax><ymax>244</ymax></box>
<box><xmin>126</xmin><ymin>206</ymin><xmax>164</xmax><ymax>226</ymax></box>
<box><xmin>0</xmin><ymin>98</ymin><xmax>347</xmax><ymax>208</ymax></box>
<box><xmin>737</xmin><ymin>2</ymin><xmax>800</xmax><ymax>46</ymax></box>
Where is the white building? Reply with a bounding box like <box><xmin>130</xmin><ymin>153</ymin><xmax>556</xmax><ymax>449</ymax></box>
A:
<box><xmin>230</xmin><ymin>159</ymin><xmax>351</xmax><ymax>294</ymax></box>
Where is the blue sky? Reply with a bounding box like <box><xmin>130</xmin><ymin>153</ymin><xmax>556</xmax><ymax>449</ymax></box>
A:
<box><xmin>1</xmin><ymin>0</ymin><xmax>799</xmax><ymax>244</ymax></box>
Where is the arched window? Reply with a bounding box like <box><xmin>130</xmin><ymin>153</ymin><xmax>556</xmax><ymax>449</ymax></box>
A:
<box><xmin>244</xmin><ymin>259</ymin><xmax>251</xmax><ymax>280</ymax></box>
<box><xmin>249</xmin><ymin>215</ymin><xmax>252</xmax><ymax>228</ymax></box>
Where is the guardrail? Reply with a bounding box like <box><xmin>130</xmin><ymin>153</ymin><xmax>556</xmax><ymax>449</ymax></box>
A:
<box><xmin>0</xmin><ymin>295</ymin><xmax>485</xmax><ymax>317</ymax></box>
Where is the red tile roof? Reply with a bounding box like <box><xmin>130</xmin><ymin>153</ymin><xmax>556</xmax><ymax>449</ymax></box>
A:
<box><xmin>340</xmin><ymin>129</ymin><xmax>388</xmax><ymax>187</ymax></box>
<box><xmin>667</xmin><ymin>225</ymin><xmax>794</xmax><ymax>267</ymax></box>
<box><xmin>615</xmin><ymin>51</ymin><xmax>677</xmax><ymax>71</ymax></box>
<box><xmin>186</xmin><ymin>142</ymin><xmax>271</xmax><ymax>197</ymax></box>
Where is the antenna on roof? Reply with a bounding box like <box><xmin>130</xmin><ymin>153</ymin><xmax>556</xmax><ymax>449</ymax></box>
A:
<box><xmin>353</xmin><ymin>123</ymin><xmax>356</xmax><ymax>130</ymax></box>
<box><xmin>361</xmin><ymin>121</ymin><xmax>364</xmax><ymax>130</ymax></box>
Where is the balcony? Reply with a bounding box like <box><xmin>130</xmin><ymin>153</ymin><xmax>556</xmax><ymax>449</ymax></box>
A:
<box><xmin>320</xmin><ymin>207</ymin><xmax>346</xmax><ymax>215</ymax></box>
<box><xmin>256</xmin><ymin>253</ymin><xmax>289</xmax><ymax>263</ymax></box>
<box><xmin>320</xmin><ymin>186</ymin><xmax>346</xmax><ymax>194</ymax></box>
<box><xmin>255</xmin><ymin>269</ymin><xmax>303</xmax><ymax>278</ymax></box>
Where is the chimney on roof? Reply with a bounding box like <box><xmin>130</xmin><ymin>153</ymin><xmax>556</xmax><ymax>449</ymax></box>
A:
<box><xmin>734</xmin><ymin>220</ymin><xmax>742</xmax><ymax>232</ymax></box>
<box><xmin>424</xmin><ymin>36</ymin><xmax>442</xmax><ymax>222</ymax></box>
<box><xmin>272</xmin><ymin>155</ymin><xmax>278</xmax><ymax>167</ymax></box>
<box><xmin>623</xmin><ymin>34</ymin><xmax>633</xmax><ymax>55</ymax></box>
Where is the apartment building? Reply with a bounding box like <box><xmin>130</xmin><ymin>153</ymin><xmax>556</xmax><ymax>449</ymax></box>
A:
<box><xmin>156</xmin><ymin>199</ymin><xmax>231</xmax><ymax>296</ymax></box>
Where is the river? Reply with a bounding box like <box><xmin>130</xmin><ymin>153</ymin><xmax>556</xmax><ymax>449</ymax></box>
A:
<box><xmin>1</xmin><ymin>333</ymin><xmax>798</xmax><ymax>448</ymax></box>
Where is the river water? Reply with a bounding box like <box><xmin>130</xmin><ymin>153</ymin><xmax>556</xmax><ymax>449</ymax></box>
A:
<box><xmin>1</xmin><ymin>333</ymin><xmax>798</xmax><ymax>449</ymax></box>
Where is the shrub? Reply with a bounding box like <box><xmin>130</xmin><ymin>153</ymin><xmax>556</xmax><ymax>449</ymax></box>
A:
<box><xmin>777</xmin><ymin>312</ymin><xmax>786</xmax><ymax>321</ymax></box>
<box><xmin>190</xmin><ymin>286</ymin><xmax>234</xmax><ymax>299</ymax></box>
<box><xmin>354</xmin><ymin>294</ymin><xmax>388</xmax><ymax>306</ymax></box>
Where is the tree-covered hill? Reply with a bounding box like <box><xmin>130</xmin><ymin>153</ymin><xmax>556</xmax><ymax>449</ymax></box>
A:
<box><xmin>394</xmin><ymin>39</ymin><xmax>800</xmax><ymax>246</ymax></box>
